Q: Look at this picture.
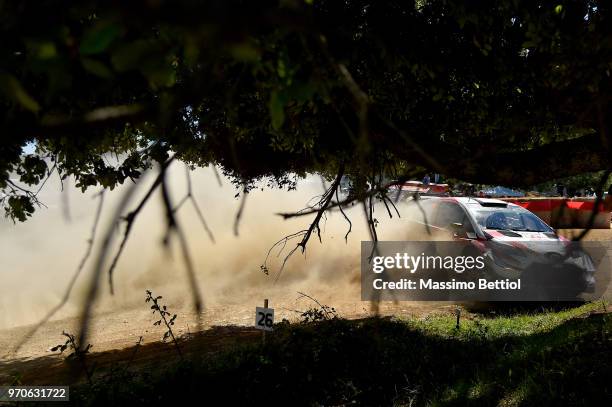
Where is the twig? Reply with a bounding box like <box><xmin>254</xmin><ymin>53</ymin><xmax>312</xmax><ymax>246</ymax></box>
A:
<box><xmin>377</xmin><ymin>113</ymin><xmax>446</xmax><ymax>174</ymax></box>
<box><xmin>160</xmin><ymin>172</ymin><xmax>204</xmax><ymax>326</ymax></box>
<box><xmin>146</xmin><ymin>290</ymin><xmax>182</xmax><ymax>359</ymax></box>
<box><xmin>77</xmin><ymin>170</ymin><xmax>146</xmax><ymax>349</ymax></box>
<box><xmin>296</xmin><ymin>164</ymin><xmax>345</xmax><ymax>253</ymax></box>
<box><xmin>173</xmin><ymin>165</ymin><xmax>215</xmax><ymax>243</ymax></box>
<box><xmin>413</xmin><ymin>194</ymin><xmax>432</xmax><ymax>236</ymax></box>
<box><xmin>107</xmin><ymin>157</ymin><xmax>176</xmax><ymax>294</ymax></box>
<box><xmin>265</xmin><ymin>165</ymin><xmax>345</xmax><ymax>282</ymax></box>
<box><xmin>363</xmin><ymin>197</ymin><xmax>379</xmax><ymax>262</ymax></box>
<box><xmin>61</xmin><ymin>175</ymin><xmax>71</xmax><ymax>222</ymax></box>
<box><xmin>572</xmin><ymin>170</ymin><xmax>611</xmax><ymax>241</ymax></box>
<box><xmin>233</xmin><ymin>187</ymin><xmax>248</xmax><ymax>236</ymax></box>
<box><xmin>335</xmin><ymin>187</ymin><xmax>352</xmax><ymax>242</ymax></box>
<box><xmin>211</xmin><ymin>165</ymin><xmax>222</xmax><ymax>187</ymax></box>
<box><xmin>260</xmin><ymin>230</ymin><xmax>308</xmax><ymax>277</ymax></box>
<box><xmin>51</xmin><ymin>331</ymin><xmax>93</xmax><ymax>384</ymax></box>
<box><xmin>276</xmin><ymin>171</ymin><xmax>420</xmax><ymax>220</ymax></box>
<box><xmin>296</xmin><ymin>291</ymin><xmax>336</xmax><ymax>320</ymax></box>
<box><xmin>12</xmin><ymin>190</ymin><xmax>105</xmax><ymax>354</ymax></box>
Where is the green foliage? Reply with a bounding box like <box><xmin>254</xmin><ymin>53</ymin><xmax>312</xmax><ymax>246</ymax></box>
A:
<box><xmin>6</xmin><ymin>195</ymin><xmax>35</xmax><ymax>222</ymax></box>
<box><xmin>1</xmin><ymin>0</ymin><xmax>612</xmax><ymax>220</ymax></box>
<box><xmin>51</xmin><ymin>330</ymin><xmax>95</xmax><ymax>384</ymax></box>
<box><xmin>69</xmin><ymin>303</ymin><xmax>610</xmax><ymax>406</ymax></box>
<box><xmin>79</xmin><ymin>22</ymin><xmax>122</xmax><ymax>56</ymax></box>
<box><xmin>51</xmin><ymin>331</ymin><xmax>92</xmax><ymax>359</ymax></box>
<box><xmin>536</xmin><ymin>170</ymin><xmax>612</xmax><ymax>193</ymax></box>
<box><xmin>145</xmin><ymin>290</ymin><xmax>182</xmax><ymax>358</ymax></box>
<box><xmin>0</xmin><ymin>72</ymin><xmax>40</xmax><ymax>112</ymax></box>
<box><xmin>16</xmin><ymin>155</ymin><xmax>47</xmax><ymax>185</ymax></box>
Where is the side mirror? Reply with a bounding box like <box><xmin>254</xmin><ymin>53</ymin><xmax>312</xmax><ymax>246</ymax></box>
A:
<box><xmin>449</xmin><ymin>222</ymin><xmax>464</xmax><ymax>232</ymax></box>
<box><xmin>449</xmin><ymin>222</ymin><xmax>467</xmax><ymax>238</ymax></box>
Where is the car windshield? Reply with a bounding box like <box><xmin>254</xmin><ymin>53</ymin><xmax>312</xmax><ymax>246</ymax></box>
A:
<box><xmin>469</xmin><ymin>206</ymin><xmax>552</xmax><ymax>232</ymax></box>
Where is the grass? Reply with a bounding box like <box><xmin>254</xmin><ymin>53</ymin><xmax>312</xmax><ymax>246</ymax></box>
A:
<box><xmin>64</xmin><ymin>302</ymin><xmax>609</xmax><ymax>406</ymax></box>
<box><xmin>411</xmin><ymin>301</ymin><xmax>604</xmax><ymax>339</ymax></box>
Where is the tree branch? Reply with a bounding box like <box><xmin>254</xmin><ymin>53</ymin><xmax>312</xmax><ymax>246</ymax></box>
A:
<box><xmin>233</xmin><ymin>187</ymin><xmax>248</xmax><ymax>236</ymax></box>
<box><xmin>572</xmin><ymin>170</ymin><xmax>611</xmax><ymax>241</ymax></box>
<box><xmin>107</xmin><ymin>156</ymin><xmax>176</xmax><ymax>294</ymax></box>
<box><xmin>12</xmin><ymin>190</ymin><xmax>105</xmax><ymax>354</ymax></box>
<box><xmin>173</xmin><ymin>165</ymin><xmax>215</xmax><ymax>243</ymax></box>
<box><xmin>335</xmin><ymin>187</ymin><xmax>352</xmax><ymax>243</ymax></box>
<box><xmin>160</xmin><ymin>170</ymin><xmax>204</xmax><ymax>323</ymax></box>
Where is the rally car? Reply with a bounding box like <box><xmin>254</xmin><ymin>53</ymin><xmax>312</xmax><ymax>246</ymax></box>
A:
<box><xmin>405</xmin><ymin>196</ymin><xmax>597</xmax><ymax>297</ymax></box>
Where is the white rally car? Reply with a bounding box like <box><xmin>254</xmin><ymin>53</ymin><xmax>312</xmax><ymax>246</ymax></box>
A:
<box><xmin>406</xmin><ymin>197</ymin><xmax>597</xmax><ymax>294</ymax></box>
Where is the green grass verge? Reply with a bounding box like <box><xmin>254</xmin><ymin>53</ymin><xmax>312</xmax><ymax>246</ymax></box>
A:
<box><xmin>69</xmin><ymin>302</ymin><xmax>610</xmax><ymax>406</ymax></box>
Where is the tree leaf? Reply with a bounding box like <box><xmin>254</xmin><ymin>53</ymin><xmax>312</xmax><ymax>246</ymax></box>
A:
<box><xmin>269</xmin><ymin>90</ymin><xmax>285</xmax><ymax>130</ymax></box>
<box><xmin>111</xmin><ymin>40</ymin><xmax>156</xmax><ymax>72</ymax></box>
<box><xmin>81</xmin><ymin>58</ymin><xmax>113</xmax><ymax>78</ymax></box>
<box><xmin>0</xmin><ymin>72</ymin><xmax>41</xmax><ymax>112</ymax></box>
<box><xmin>80</xmin><ymin>23</ymin><xmax>121</xmax><ymax>55</ymax></box>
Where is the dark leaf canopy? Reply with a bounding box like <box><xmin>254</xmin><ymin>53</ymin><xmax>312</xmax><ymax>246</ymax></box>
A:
<box><xmin>1</xmin><ymin>0</ymin><xmax>611</xmax><ymax>220</ymax></box>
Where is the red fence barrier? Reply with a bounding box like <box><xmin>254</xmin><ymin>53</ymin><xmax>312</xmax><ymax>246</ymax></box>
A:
<box><xmin>501</xmin><ymin>197</ymin><xmax>611</xmax><ymax>229</ymax></box>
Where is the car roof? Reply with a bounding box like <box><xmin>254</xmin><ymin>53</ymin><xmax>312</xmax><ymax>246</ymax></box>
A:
<box><xmin>452</xmin><ymin>197</ymin><xmax>516</xmax><ymax>207</ymax></box>
<box><xmin>419</xmin><ymin>196</ymin><xmax>520</xmax><ymax>209</ymax></box>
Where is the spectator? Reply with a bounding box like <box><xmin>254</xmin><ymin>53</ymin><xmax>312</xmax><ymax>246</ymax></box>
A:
<box><xmin>422</xmin><ymin>174</ymin><xmax>430</xmax><ymax>185</ymax></box>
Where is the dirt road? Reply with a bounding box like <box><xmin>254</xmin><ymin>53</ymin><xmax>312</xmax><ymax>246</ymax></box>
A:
<box><xmin>1</xmin><ymin>228</ymin><xmax>609</xmax><ymax>385</ymax></box>
<box><xmin>0</xmin><ymin>290</ymin><xmax>455</xmax><ymax>385</ymax></box>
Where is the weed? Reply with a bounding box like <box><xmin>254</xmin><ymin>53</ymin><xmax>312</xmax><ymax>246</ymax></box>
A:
<box><xmin>51</xmin><ymin>331</ymin><xmax>94</xmax><ymax>383</ymax></box>
<box><xmin>145</xmin><ymin>289</ymin><xmax>182</xmax><ymax>359</ymax></box>
<box><xmin>98</xmin><ymin>335</ymin><xmax>143</xmax><ymax>388</ymax></box>
<box><xmin>300</xmin><ymin>306</ymin><xmax>338</xmax><ymax>323</ymax></box>
<box><xmin>297</xmin><ymin>291</ymin><xmax>338</xmax><ymax>323</ymax></box>
<box><xmin>66</xmin><ymin>302</ymin><xmax>610</xmax><ymax>406</ymax></box>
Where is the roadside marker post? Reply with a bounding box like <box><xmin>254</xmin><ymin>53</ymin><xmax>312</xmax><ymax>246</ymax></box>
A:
<box><xmin>455</xmin><ymin>307</ymin><xmax>461</xmax><ymax>329</ymax></box>
<box><xmin>255</xmin><ymin>299</ymin><xmax>274</xmax><ymax>344</ymax></box>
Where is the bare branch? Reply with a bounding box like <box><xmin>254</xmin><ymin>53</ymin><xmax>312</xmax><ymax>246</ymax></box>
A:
<box><xmin>383</xmin><ymin>194</ymin><xmax>401</xmax><ymax>218</ymax></box>
<box><xmin>363</xmin><ymin>195</ymin><xmax>379</xmax><ymax>263</ymax></box>
<box><xmin>335</xmin><ymin>187</ymin><xmax>352</xmax><ymax>243</ymax></box>
<box><xmin>572</xmin><ymin>170</ymin><xmax>611</xmax><ymax>241</ymax></box>
<box><xmin>277</xmin><ymin>167</ymin><xmax>425</xmax><ymax>221</ymax></box>
<box><xmin>233</xmin><ymin>187</ymin><xmax>248</xmax><ymax>236</ymax></box>
<box><xmin>381</xmin><ymin>193</ymin><xmax>394</xmax><ymax>219</ymax></box>
<box><xmin>263</xmin><ymin>165</ymin><xmax>345</xmax><ymax>283</ymax></box>
<box><xmin>274</xmin><ymin>245</ymin><xmax>302</xmax><ymax>283</ymax></box>
<box><xmin>295</xmin><ymin>164</ymin><xmax>345</xmax><ymax>253</ymax></box>
<box><xmin>261</xmin><ymin>230</ymin><xmax>308</xmax><ymax>280</ymax></box>
<box><xmin>296</xmin><ymin>291</ymin><xmax>336</xmax><ymax>319</ymax></box>
<box><xmin>34</xmin><ymin>162</ymin><xmax>56</xmax><ymax>195</ymax></box>
<box><xmin>377</xmin><ymin>113</ymin><xmax>446</xmax><ymax>174</ymax></box>
<box><xmin>413</xmin><ymin>194</ymin><xmax>432</xmax><ymax>236</ymax></box>
<box><xmin>12</xmin><ymin>190</ymin><xmax>105</xmax><ymax>354</ymax></box>
<box><xmin>107</xmin><ymin>156</ymin><xmax>176</xmax><ymax>294</ymax></box>
<box><xmin>185</xmin><ymin>167</ymin><xmax>215</xmax><ymax>243</ymax></box>
<box><xmin>277</xmin><ymin>180</ymin><xmax>387</xmax><ymax>220</ymax></box>
<box><xmin>61</xmin><ymin>175</ymin><xmax>71</xmax><ymax>222</ymax></box>
<box><xmin>78</xmin><ymin>178</ymin><xmax>143</xmax><ymax>349</ymax></box>
<box><xmin>160</xmin><ymin>171</ymin><xmax>204</xmax><ymax>323</ymax></box>
<box><xmin>211</xmin><ymin>165</ymin><xmax>223</xmax><ymax>187</ymax></box>
<box><xmin>172</xmin><ymin>166</ymin><xmax>215</xmax><ymax>243</ymax></box>
<box><xmin>172</xmin><ymin>194</ymin><xmax>190</xmax><ymax>213</ymax></box>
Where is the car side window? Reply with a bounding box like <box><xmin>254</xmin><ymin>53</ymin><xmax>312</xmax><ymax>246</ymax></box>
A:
<box><xmin>409</xmin><ymin>199</ymin><xmax>438</xmax><ymax>225</ymax></box>
<box><xmin>434</xmin><ymin>202</ymin><xmax>472</xmax><ymax>232</ymax></box>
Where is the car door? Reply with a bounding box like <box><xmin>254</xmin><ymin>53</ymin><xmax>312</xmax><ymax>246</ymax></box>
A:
<box><xmin>433</xmin><ymin>202</ymin><xmax>475</xmax><ymax>240</ymax></box>
<box><xmin>431</xmin><ymin>201</ymin><xmax>476</xmax><ymax>258</ymax></box>
<box><xmin>405</xmin><ymin>198</ymin><xmax>440</xmax><ymax>240</ymax></box>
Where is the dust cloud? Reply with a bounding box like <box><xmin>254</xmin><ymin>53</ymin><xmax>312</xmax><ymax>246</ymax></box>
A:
<box><xmin>0</xmin><ymin>165</ymin><xmax>418</xmax><ymax>331</ymax></box>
